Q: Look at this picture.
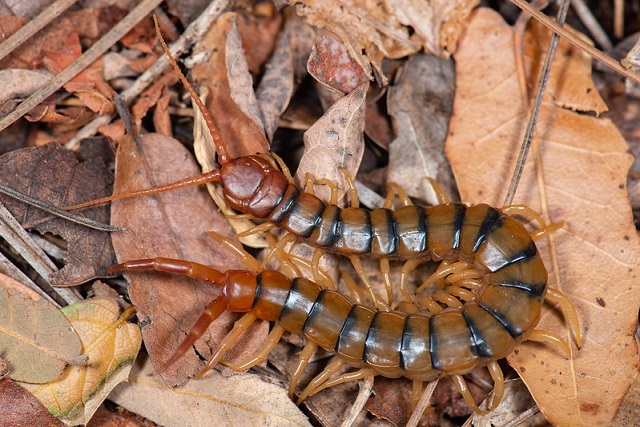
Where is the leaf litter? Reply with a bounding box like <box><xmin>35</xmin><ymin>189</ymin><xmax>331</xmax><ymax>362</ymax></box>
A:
<box><xmin>1</xmin><ymin>1</ymin><xmax>639</xmax><ymax>426</ymax></box>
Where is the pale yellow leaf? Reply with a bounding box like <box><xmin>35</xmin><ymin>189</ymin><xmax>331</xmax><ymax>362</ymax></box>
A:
<box><xmin>20</xmin><ymin>298</ymin><xmax>141</xmax><ymax>425</ymax></box>
<box><xmin>0</xmin><ymin>273</ymin><xmax>84</xmax><ymax>384</ymax></box>
<box><xmin>109</xmin><ymin>355</ymin><xmax>311</xmax><ymax>427</ymax></box>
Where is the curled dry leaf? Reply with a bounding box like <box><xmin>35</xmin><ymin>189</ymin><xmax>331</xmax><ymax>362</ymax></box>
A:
<box><xmin>0</xmin><ymin>142</ymin><xmax>116</xmax><ymax>286</ymax></box>
<box><xmin>295</xmin><ymin>83</ymin><xmax>368</xmax><ymax>204</ymax></box>
<box><xmin>446</xmin><ymin>8</ymin><xmax>640</xmax><ymax>425</ymax></box>
<box><xmin>0</xmin><ymin>273</ymin><xmax>84</xmax><ymax>384</ymax></box>
<box><xmin>292</xmin><ymin>0</ymin><xmax>419</xmax><ymax>82</ymax></box>
<box><xmin>109</xmin><ymin>355</ymin><xmax>311</xmax><ymax>427</ymax></box>
<box><xmin>110</xmin><ymin>134</ymin><xmax>267</xmax><ymax>386</ymax></box>
<box><xmin>307</xmin><ymin>34</ymin><xmax>369</xmax><ymax>95</ymax></box>
<box><xmin>191</xmin><ymin>12</ymin><xmax>269</xmax><ymax>159</ymax></box>
<box><xmin>255</xmin><ymin>17</ymin><xmax>296</xmax><ymax>142</ymax></box>
<box><xmin>19</xmin><ymin>298</ymin><xmax>141</xmax><ymax>426</ymax></box>
<box><xmin>387</xmin><ymin>54</ymin><xmax>457</xmax><ymax>206</ymax></box>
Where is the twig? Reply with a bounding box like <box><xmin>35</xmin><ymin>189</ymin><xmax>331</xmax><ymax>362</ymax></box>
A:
<box><xmin>504</xmin><ymin>0</ymin><xmax>570</xmax><ymax>206</ymax></box>
<box><xmin>0</xmin><ymin>201</ymin><xmax>81</xmax><ymax>305</ymax></box>
<box><xmin>64</xmin><ymin>0</ymin><xmax>231</xmax><ymax>150</ymax></box>
<box><xmin>0</xmin><ymin>184</ymin><xmax>123</xmax><ymax>232</ymax></box>
<box><xmin>570</xmin><ymin>0</ymin><xmax>612</xmax><ymax>50</ymax></box>
<box><xmin>0</xmin><ymin>0</ymin><xmax>79</xmax><ymax>62</ymax></box>
<box><xmin>508</xmin><ymin>0</ymin><xmax>640</xmax><ymax>85</ymax></box>
<box><xmin>0</xmin><ymin>0</ymin><xmax>163</xmax><ymax>133</ymax></box>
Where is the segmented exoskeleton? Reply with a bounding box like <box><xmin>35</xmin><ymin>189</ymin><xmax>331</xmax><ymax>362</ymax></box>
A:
<box><xmin>90</xmin><ymin>16</ymin><xmax>583</xmax><ymax>418</ymax></box>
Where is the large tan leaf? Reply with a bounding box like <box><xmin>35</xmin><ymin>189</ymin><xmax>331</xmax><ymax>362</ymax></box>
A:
<box><xmin>110</xmin><ymin>134</ymin><xmax>267</xmax><ymax>387</ymax></box>
<box><xmin>20</xmin><ymin>298</ymin><xmax>141</xmax><ymax>426</ymax></box>
<box><xmin>446</xmin><ymin>8</ymin><xmax>639</xmax><ymax>426</ymax></box>
<box><xmin>109</xmin><ymin>355</ymin><xmax>311</xmax><ymax>427</ymax></box>
<box><xmin>0</xmin><ymin>273</ymin><xmax>85</xmax><ymax>384</ymax></box>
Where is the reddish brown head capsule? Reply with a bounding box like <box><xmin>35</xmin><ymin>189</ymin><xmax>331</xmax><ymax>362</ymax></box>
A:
<box><xmin>220</xmin><ymin>155</ymin><xmax>289</xmax><ymax>218</ymax></box>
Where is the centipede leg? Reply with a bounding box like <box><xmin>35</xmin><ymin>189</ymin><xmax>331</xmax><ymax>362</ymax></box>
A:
<box><xmin>349</xmin><ymin>255</ymin><xmax>389</xmax><ymax>311</ymax></box>
<box><xmin>289</xmin><ymin>342</ymin><xmax>318</xmax><ymax>398</ymax></box>
<box><xmin>379</xmin><ymin>258</ymin><xmax>394</xmax><ymax>306</ymax></box>
<box><xmin>526</xmin><ymin>329</ymin><xmax>571</xmax><ymax>357</ymax></box>
<box><xmin>426</xmin><ymin>177</ymin><xmax>452</xmax><ymax>204</ymax></box>
<box><xmin>451</xmin><ymin>374</ymin><xmax>489</xmax><ymax>415</ymax></box>
<box><xmin>407</xmin><ymin>380</ymin><xmax>438</xmax><ymax>427</ymax></box>
<box><xmin>160</xmin><ymin>296</ymin><xmax>228</xmax><ymax>372</ymax></box>
<box><xmin>383</xmin><ymin>182</ymin><xmax>412</xmax><ymax>208</ymax></box>
<box><xmin>400</xmin><ymin>258</ymin><xmax>424</xmax><ymax>303</ymax></box>
<box><xmin>339</xmin><ymin>167</ymin><xmax>360</xmax><ymax>208</ymax></box>
<box><xmin>297</xmin><ymin>357</ymin><xmax>346</xmax><ymax>403</ymax></box>
<box><xmin>545</xmin><ymin>287</ymin><xmax>582</xmax><ymax>347</ymax></box>
<box><xmin>306</xmin><ymin>174</ymin><xmax>339</xmax><ymax>205</ymax></box>
<box><xmin>235</xmin><ymin>221</ymin><xmax>278</xmax><ymax>238</ymax></box>
<box><xmin>196</xmin><ymin>312</ymin><xmax>258</xmax><ymax>378</ymax></box>
<box><xmin>260</xmin><ymin>232</ymin><xmax>297</xmax><ymax>270</ymax></box>
<box><xmin>221</xmin><ymin>324</ymin><xmax>286</xmax><ymax>370</ymax></box>
<box><xmin>269</xmin><ymin>152</ymin><xmax>294</xmax><ymax>183</ymax></box>
<box><xmin>110</xmin><ymin>257</ymin><xmax>227</xmax><ymax>285</ymax></box>
<box><xmin>416</xmin><ymin>260</ymin><xmax>473</xmax><ymax>294</ymax></box>
<box><xmin>411</xmin><ymin>380</ymin><xmax>423</xmax><ymax>408</ymax></box>
<box><xmin>341</xmin><ymin>269</ymin><xmax>364</xmax><ymax>305</ymax></box>
<box><xmin>301</xmin><ymin>367</ymin><xmax>377</xmax><ymax>399</ymax></box>
<box><xmin>207</xmin><ymin>230</ymin><xmax>260</xmax><ymax>273</ymax></box>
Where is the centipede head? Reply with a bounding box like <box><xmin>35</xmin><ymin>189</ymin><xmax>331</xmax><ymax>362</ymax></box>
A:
<box><xmin>220</xmin><ymin>154</ymin><xmax>289</xmax><ymax>218</ymax></box>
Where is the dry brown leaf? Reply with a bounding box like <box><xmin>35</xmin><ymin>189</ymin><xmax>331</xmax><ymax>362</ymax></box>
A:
<box><xmin>295</xmin><ymin>83</ymin><xmax>368</xmax><ymax>204</ymax></box>
<box><xmin>307</xmin><ymin>34</ymin><xmax>369</xmax><ymax>95</ymax></box>
<box><xmin>20</xmin><ymin>298</ymin><xmax>141</xmax><ymax>426</ymax></box>
<box><xmin>521</xmin><ymin>18</ymin><xmax>607</xmax><ymax>114</ymax></box>
<box><xmin>0</xmin><ymin>377</ymin><xmax>65</xmax><ymax>427</ymax></box>
<box><xmin>255</xmin><ymin>17</ymin><xmax>296</xmax><ymax>141</ymax></box>
<box><xmin>110</xmin><ymin>134</ymin><xmax>267</xmax><ymax>386</ymax></box>
<box><xmin>446</xmin><ymin>8</ymin><xmax>640</xmax><ymax>425</ymax></box>
<box><xmin>0</xmin><ymin>273</ymin><xmax>84</xmax><ymax>384</ymax></box>
<box><xmin>292</xmin><ymin>0</ymin><xmax>420</xmax><ymax>82</ymax></box>
<box><xmin>109</xmin><ymin>355</ymin><xmax>311</xmax><ymax>427</ymax></box>
<box><xmin>235</xmin><ymin>4</ymin><xmax>283</xmax><ymax>75</ymax></box>
<box><xmin>0</xmin><ymin>69</ymin><xmax>51</xmax><ymax>105</ymax></box>
<box><xmin>191</xmin><ymin>12</ymin><xmax>269</xmax><ymax>159</ymax></box>
<box><xmin>391</xmin><ymin>0</ymin><xmax>479</xmax><ymax>58</ymax></box>
<box><xmin>387</xmin><ymin>54</ymin><xmax>457</xmax><ymax>206</ymax></box>
<box><xmin>0</xmin><ymin>142</ymin><xmax>116</xmax><ymax>286</ymax></box>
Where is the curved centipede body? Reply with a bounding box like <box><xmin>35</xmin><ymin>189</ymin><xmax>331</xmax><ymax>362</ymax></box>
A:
<box><xmin>92</xmin><ymin>17</ymin><xmax>584</xmax><ymax>419</ymax></box>
<box><xmin>111</xmin><ymin>202</ymin><xmax>570</xmax><ymax>414</ymax></box>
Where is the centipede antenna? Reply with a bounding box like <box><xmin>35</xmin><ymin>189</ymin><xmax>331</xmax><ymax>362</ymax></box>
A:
<box><xmin>152</xmin><ymin>15</ymin><xmax>231</xmax><ymax>164</ymax></box>
<box><xmin>503</xmin><ymin>0</ymin><xmax>570</xmax><ymax>207</ymax></box>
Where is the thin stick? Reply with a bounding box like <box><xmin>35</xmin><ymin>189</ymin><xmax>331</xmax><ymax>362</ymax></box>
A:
<box><xmin>0</xmin><ymin>183</ymin><xmax>123</xmax><ymax>232</ymax></box>
<box><xmin>508</xmin><ymin>0</ymin><xmax>640</xmax><ymax>85</ymax></box>
<box><xmin>0</xmin><ymin>0</ymin><xmax>163</xmax><ymax>133</ymax></box>
<box><xmin>503</xmin><ymin>0</ymin><xmax>570</xmax><ymax>207</ymax></box>
<box><xmin>0</xmin><ymin>0</ymin><xmax>79</xmax><ymax>62</ymax></box>
<box><xmin>570</xmin><ymin>0</ymin><xmax>612</xmax><ymax>50</ymax></box>
<box><xmin>64</xmin><ymin>0</ymin><xmax>231</xmax><ymax>150</ymax></box>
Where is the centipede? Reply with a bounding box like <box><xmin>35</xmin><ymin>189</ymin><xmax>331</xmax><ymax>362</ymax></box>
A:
<box><xmin>81</xmin><ymin>11</ymin><xmax>586</xmax><ymax>424</ymax></box>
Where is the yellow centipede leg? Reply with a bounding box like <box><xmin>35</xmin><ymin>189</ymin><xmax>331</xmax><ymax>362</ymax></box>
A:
<box><xmin>302</xmin><ymin>368</ymin><xmax>377</xmax><ymax>399</ymax></box>
<box><xmin>297</xmin><ymin>358</ymin><xmax>346</xmax><ymax>403</ymax></box>
<box><xmin>544</xmin><ymin>287</ymin><xmax>582</xmax><ymax>348</ymax></box>
<box><xmin>221</xmin><ymin>324</ymin><xmax>285</xmax><ymax>371</ymax></box>
<box><xmin>289</xmin><ymin>342</ymin><xmax>317</xmax><ymax>398</ymax></box>
<box><xmin>527</xmin><ymin>329</ymin><xmax>571</xmax><ymax>358</ymax></box>
<box><xmin>451</xmin><ymin>374</ymin><xmax>488</xmax><ymax>415</ymax></box>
